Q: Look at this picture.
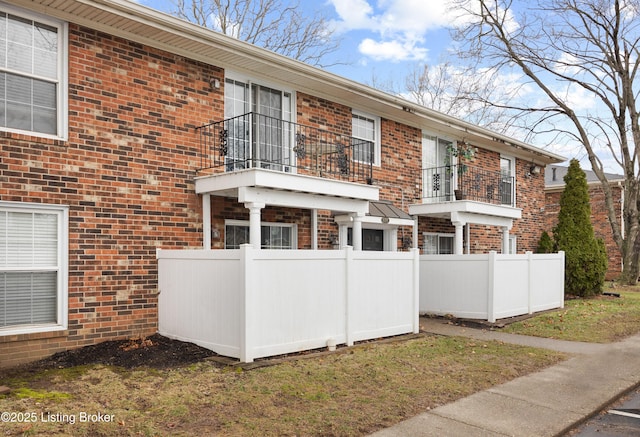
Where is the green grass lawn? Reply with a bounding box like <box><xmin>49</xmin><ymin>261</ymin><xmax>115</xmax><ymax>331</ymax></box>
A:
<box><xmin>3</xmin><ymin>284</ymin><xmax>640</xmax><ymax>435</ymax></box>
<box><xmin>503</xmin><ymin>286</ymin><xmax>640</xmax><ymax>342</ymax></box>
<box><xmin>0</xmin><ymin>336</ymin><xmax>564</xmax><ymax>436</ymax></box>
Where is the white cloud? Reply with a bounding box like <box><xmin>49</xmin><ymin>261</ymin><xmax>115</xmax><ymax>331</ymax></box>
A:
<box><xmin>559</xmin><ymin>83</ymin><xmax>597</xmax><ymax>112</ymax></box>
<box><xmin>329</xmin><ymin>0</ymin><xmax>375</xmax><ymax>31</ymax></box>
<box><xmin>359</xmin><ymin>38</ymin><xmax>428</xmax><ymax>62</ymax></box>
<box><xmin>554</xmin><ymin>53</ymin><xmax>582</xmax><ymax>76</ymax></box>
<box><xmin>327</xmin><ymin>0</ymin><xmax>456</xmax><ymax>62</ymax></box>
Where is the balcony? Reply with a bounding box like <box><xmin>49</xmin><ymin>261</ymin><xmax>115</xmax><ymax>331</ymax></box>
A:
<box><xmin>196</xmin><ymin>112</ymin><xmax>374</xmax><ymax>185</ymax></box>
<box><xmin>411</xmin><ymin>164</ymin><xmax>521</xmax><ymax>254</ymax></box>
<box><xmin>422</xmin><ymin>164</ymin><xmax>514</xmax><ymax>206</ymax></box>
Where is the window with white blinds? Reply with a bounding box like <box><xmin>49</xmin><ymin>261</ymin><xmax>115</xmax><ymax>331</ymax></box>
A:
<box><xmin>0</xmin><ymin>203</ymin><xmax>68</xmax><ymax>334</ymax></box>
<box><xmin>0</xmin><ymin>6</ymin><xmax>67</xmax><ymax>139</ymax></box>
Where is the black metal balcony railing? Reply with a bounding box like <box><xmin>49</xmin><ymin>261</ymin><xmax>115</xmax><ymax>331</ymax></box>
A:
<box><xmin>196</xmin><ymin>112</ymin><xmax>374</xmax><ymax>184</ymax></box>
<box><xmin>422</xmin><ymin>165</ymin><xmax>514</xmax><ymax>206</ymax></box>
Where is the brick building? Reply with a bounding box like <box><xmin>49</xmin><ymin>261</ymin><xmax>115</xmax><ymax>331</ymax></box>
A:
<box><xmin>0</xmin><ymin>0</ymin><xmax>563</xmax><ymax>367</ymax></box>
<box><xmin>545</xmin><ymin>165</ymin><xmax>625</xmax><ymax>280</ymax></box>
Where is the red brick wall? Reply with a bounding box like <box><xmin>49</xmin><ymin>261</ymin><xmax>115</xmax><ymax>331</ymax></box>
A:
<box><xmin>376</xmin><ymin>119</ymin><xmax>422</xmax><ymax>205</ymax></box>
<box><xmin>0</xmin><ymin>19</ymin><xmax>554</xmax><ymax>367</ymax></box>
<box><xmin>276</xmin><ymin>95</ymin><xmax>423</xmax><ymax>249</ymax></box>
<box><xmin>0</xmin><ymin>25</ymin><xmax>223</xmax><ymax>368</ymax></box>
<box><xmin>545</xmin><ymin>184</ymin><xmax>623</xmax><ymax>280</ymax></box>
<box><xmin>512</xmin><ymin>158</ymin><xmax>547</xmax><ymax>253</ymax></box>
<box><xmin>415</xmin><ymin>149</ymin><xmax>547</xmax><ymax>254</ymax></box>
<box><xmin>208</xmin><ymin>198</ymin><xmax>312</xmax><ymax>249</ymax></box>
<box><xmin>297</xmin><ymin>93</ymin><xmax>351</xmax><ymax>134</ymax></box>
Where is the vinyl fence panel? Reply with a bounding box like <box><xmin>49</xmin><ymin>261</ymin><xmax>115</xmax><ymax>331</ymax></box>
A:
<box><xmin>157</xmin><ymin>246</ymin><xmax>420</xmax><ymax>362</ymax></box>
<box><xmin>157</xmin><ymin>249</ymin><xmax>243</xmax><ymax>358</ymax></box>
<box><xmin>420</xmin><ymin>251</ymin><xmax>564</xmax><ymax>322</ymax></box>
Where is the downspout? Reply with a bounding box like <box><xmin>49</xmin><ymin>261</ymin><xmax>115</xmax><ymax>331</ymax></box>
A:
<box><xmin>203</xmin><ymin>194</ymin><xmax>211</xmax><ymax>249</ymax></box>
<box><xmin>465</xmin><ymin>224</ymin><xmax>470</xmax><ymax>254</ymax></box>
<box><xmin>311</xmin><ymin>208</ymin><xmax>318</xmax><ymax>250</ymax></box>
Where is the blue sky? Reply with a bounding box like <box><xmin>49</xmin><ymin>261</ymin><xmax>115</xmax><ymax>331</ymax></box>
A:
<box><xmin>135</xmin><ymin>0</ymin><xmax>618</xmax><ymax>170</ymax></box>
<box><xmin>139</xmin><ymin>0</ymin><xmax>457</xmax><ymax>86</ymax></box>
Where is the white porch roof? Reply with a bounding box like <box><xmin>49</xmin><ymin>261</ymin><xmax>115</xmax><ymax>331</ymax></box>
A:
<box><xmin>335</xmin><ymin>200</ymin><xmax>415</xmax><ymax>228</ymax></box>
<box><xmin>410</xmin><ymin>200</ymin><xmax>522</xmax><ymax>254</ymax></box>
<box><xmin>409</xmin><ymin>200</ymin><xmax>521</xmax><ymax>226</ymax></box>
<box><xmin>196</xmin><ymin>168</ymin><xmax>379</xmax><ymax>213</ymax></box>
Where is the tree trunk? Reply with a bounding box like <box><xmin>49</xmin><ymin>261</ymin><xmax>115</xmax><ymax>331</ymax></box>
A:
<box><xmin>619</xmin><ymin>227</ymin><xmax>640</xmax><ymax>285</ymax></box>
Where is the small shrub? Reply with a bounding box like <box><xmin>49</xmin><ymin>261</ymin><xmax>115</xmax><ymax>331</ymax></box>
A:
<box><xmin>536</xmin><ymin>231</ymin><xmax>554</xmax><ymax>253</ymax></box>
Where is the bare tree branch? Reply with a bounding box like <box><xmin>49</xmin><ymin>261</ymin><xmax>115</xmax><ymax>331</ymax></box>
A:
<box><xmin>171</xmin><ymin>0</ymin><xmax>341</xmax><ymax>67</ymax></box>
<box><xmin>449</xmin><ymin>0</ymin><xmax>640</xmax><ymax>283</ymax></box>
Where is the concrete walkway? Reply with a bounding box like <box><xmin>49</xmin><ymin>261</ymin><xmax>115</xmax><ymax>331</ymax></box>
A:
<box><xmin>370</xmin><ymin>317</ymin><xmax>640</xmax><ymax>437</ymax></box>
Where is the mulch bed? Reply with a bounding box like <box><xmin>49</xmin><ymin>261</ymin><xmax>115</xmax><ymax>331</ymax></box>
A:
<box><xmin>14</xmin><ymin>334</ymin><xmax>218</xmax><ymax>372</ymax></box>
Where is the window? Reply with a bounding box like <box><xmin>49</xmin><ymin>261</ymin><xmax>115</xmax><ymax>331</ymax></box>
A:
<box><xmin>352</xmin><ymin>110</ymin><xmax>380</xmax><ymax>165</ymax></box>
<box><xmin>0</xmin><ymin>6</ymin><xmax>67</xmax><ymax>139</ymax></box>
<box><xmin>224</xmin><ymin>75</ymin><xmax>294</xmax><ymax>171</ymax></box>
<box><xmin>346</xmin><ymin>228</ymin><xmax>384</xmax><ymax>251</ymax></box>
<box><xmin>500</xmin><ymin>156</ymin><xmax>515</xmax><ymax>206</ymax></box>
<box><xmin>225</xmin><ymin>220</ymin><xmax>296</xmax><ymax>249</ymax></box>
<box><xmin>423</xmin><ymin>233</ymin><xmax>454</xmax><ymax>254</ymax></box>
<box><xmin>508</xmin><ymin>235</ymin><xmax>517</xmax><ymax>255</ymax></box>
<box><xmin>0</xmin><ymin>202</ymin><xmax>68</xmax><ymax>335</ymax></box>
<box><xmin>422</xmin><ymin>132</ymin><xmax>454</xmax><ymax>201</ymax></box>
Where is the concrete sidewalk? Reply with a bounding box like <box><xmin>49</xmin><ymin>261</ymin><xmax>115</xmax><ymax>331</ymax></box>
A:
<box><xmin>370</xmin><ymin>317</ymin><xmax>640</xmax><ymax>437</ymax></box>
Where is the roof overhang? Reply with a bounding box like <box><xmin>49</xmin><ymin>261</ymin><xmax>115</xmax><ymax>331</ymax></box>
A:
<box><xmin>4</xmin><ymin>0</ymin><xmax>565</xmax><ymax>165</ymax></box>
<box><xmin>409</xmin><ymin>200</ymin><xmax>522</xmax><ymax>227</ymax></box>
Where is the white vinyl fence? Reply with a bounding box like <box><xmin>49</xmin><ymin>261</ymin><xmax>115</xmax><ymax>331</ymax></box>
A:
<box><xmin>420</xmin><ymin>251</ymin><xmax>565</xmax><ymax>322</ymax></box>
<box><xmin>157</xmin><ymin>246</ymin><xmax>419</xmax><ymax>362</ymax></box>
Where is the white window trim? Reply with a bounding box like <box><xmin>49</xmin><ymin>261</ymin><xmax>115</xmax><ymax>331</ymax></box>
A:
<box><xmin>421</xmin><ymin>132</ymin><xmax>456</xmax><ymax>201</ymax></box>
<box><xmin>342</xmin><ymin>225</ymin><xmax>392</xmax><ymax>251</ymax></box>
<box><xmin>0</xmin><ymin>4</ymin><xmax>68</xmax><ymax>141</ymax></box>
<box><xmin>500</xmin><ymin>154</ymin><xmax>516</xmax><ymax>207</ymax></box>
<box><xmin>0</xmin><ymin>201</ymin><xmax>69</xmax><ymax>336</ymax></box>
<box><xmin>224</xmin><ymin>219</ymin><xmax>297</xmax><ymax>249</ymax></box>
<box><xmin>352</xmin><ymin>109</ymin><xmax>381</xmax><ymax>166</ymax></box>
<box><xmin>423</xmin><ymin>232</ymin><xmax>455</xmax><ymax>255</ymax></box>
<box><xmin>224</xmin><ymin>70</ymin><xmax>296</xmax><ymax>120</ymax></box>
<box><xmin>509</xmin><ymin>235</ymin><xmax>517</xmax><ymax>254</ymax></box>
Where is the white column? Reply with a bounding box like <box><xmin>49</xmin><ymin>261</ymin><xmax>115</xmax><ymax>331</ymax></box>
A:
<box><xmin>465</xmin><ymin>224</ymin><xmax>470</xmax><ymax>254</ymax></box>
<box><xmin>453</xmin><ymin>221</ymin><xmax>464</xmax><ymax>255</ymax></box>
<box><xmin>311</xmin><ymin>208</ymin><xmax>318</xmax><ymax>250</ymax></box>
<box><xmin>339</xmin><ymin>224</ymin><xmax>348</xmax><ymax>248</ymax></box>
<box><xmin>245</xmin><ymin>202</ymin><xmax>265</xmax><ymax>249</ymax></box>
<box><xmin>413</xmin><ymin>216</ymin><xmax>419</xmax><ymax>250</ymax></box>
<box><xmin>202</xmin><ymin>194</ymin><xmax>211</xmax><ymax>249</ymax></box>
<box><xmin>389</xmin><ymin>228</ymin><xmax>398</xmax><ymax>252</ymax></box>
<box><xmin>352</xmin><ymin>212</ymin><xmax>364</xmax><ymax>251</ymax></box>
<box><xmin>501</xmin><ymin>226</ymin><xmax>510</xmax><ymax>254</ymax></box>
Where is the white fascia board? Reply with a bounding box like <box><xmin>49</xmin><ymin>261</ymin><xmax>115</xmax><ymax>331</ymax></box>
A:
<box><xmin>238</xmin><ymin>187</ymin><xmax>369</xmax><ymax>214</ymax></box>
<box><xmin>451</xmin><ymin>211</ymin><xmax>515</xmax><ymax>228</ymax></box>
<box><xmin>195</xmin><ymin>168</ymin><xmax>379</xmax><ymax>201</ymax></box>
<box><xmin>409</xmin><ymin>200</ymin><xmax>522</xmax><ymax>220</ymax></box>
